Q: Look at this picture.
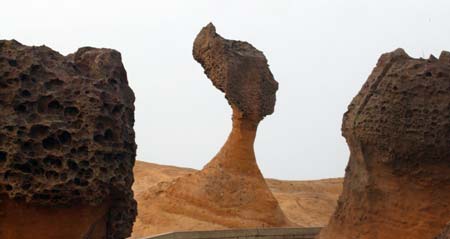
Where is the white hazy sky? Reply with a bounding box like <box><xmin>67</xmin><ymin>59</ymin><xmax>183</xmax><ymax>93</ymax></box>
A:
<box><xmin>2</xmin><ymin>0</ymin><xmax>449</xmax><ymax>180</ymax></box>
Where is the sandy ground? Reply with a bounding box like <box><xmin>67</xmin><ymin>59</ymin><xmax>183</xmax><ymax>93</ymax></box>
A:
<box><xmin>131</xmin><ymin>161</ymin><xmax>342</xmax><ymax>238</ymax></box>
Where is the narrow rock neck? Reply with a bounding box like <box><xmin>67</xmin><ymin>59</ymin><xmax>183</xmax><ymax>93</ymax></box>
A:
<box><xmin>203</xmin><ymin>105</ymin><xmax>263</xmax><ymax>176</ymax></box>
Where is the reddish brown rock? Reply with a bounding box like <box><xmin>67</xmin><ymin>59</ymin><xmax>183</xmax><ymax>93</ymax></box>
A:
<box><xmin>131</xmin><ymin>23</ymin><xmax>290</xmax><ymax>238</ymax></box>
<box><xmin>318</xmin><ymin>49</ymin><xmax>450</xmax><ymax>239</ymax></box>
<box><xmin>435</xmin><ymin>222</ymin><xmax>450</xmax><ymax>239</ymax></box>
<box><xmin>0</xmin><ymin>40</ymin><xmax>136</xmax><ymax>239</ymax></box>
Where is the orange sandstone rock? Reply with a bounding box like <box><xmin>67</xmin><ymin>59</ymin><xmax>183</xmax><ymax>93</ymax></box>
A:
<box><xmin>131</xmin><ymin>23</ymin><xmax>291</xmax><ymax>238</ymax></box>
<box><xmin>318</xmin><ymin>49</ymin><xmax>450</xmax><ymax>239</ymax></box>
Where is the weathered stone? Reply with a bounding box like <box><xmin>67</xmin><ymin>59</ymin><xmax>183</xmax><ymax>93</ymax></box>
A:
<box><xmin>0</xmin><ymin>40</ymin><xmax>136</xmax><ymax>239</ymax></box>
<box><xmin>318</xmin><ymin>49</ymin><xmax>450</xmax><ymax>239</ymax></box>
<box><xmin>193</xmin><ymin>23</ymin><xmax>278</xmax><ymax>121</ymax></box>
<box><xmin>131</xmin><ymin>23</ymin><xmax>290</xmax><ymax>238</ymax></box>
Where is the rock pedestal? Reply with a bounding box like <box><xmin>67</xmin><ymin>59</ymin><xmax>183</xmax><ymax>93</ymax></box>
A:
<box><xmin>132</xmin><ymin>23</ymin><xmax>291</xmax><ymax>238</ymax></box>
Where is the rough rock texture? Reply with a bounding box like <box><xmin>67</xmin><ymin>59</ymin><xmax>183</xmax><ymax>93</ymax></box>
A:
<box><xmin>318</xmin><ymin>49</ymin><xmax>450</xmax><ymax>239</ymax></box>
<box><xmin>0</xmin><ymin>40</ymin><xmax>136</xmax><ymax>238</ymax></box>
<box><xmin>435</xmin><ymin>222</ymin><xmax>450</xmax><ymax>239</ymax></box>
<box><xmin>193</xmin><ymin>23</ymin><xmax>278</xmax><ymax>121</ymax></box>
<box><xmin>131</xmin><ymin>161</ymin><xmax>343</xmax><ymax>238</ymax></box>
<box><xmin>132</xmin><ymin>23</ymin><xmax>291</xmax><ymax>238</ymax></box>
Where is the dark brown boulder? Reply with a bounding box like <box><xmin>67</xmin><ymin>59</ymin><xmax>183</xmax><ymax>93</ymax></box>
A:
<box><xmin>318</xmin><ymin>49</ymin><xmax>450</xmax><ymax>239</ymax></box>
<box><xmin>0</xmin><ymin>40</ymin><xmax>136</xmax><ymax>239</ymax></box>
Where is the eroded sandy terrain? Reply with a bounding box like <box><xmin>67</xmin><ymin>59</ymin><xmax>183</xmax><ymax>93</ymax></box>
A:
<box><xmin>131</xmin><ymin>161</ymin><xmax>342</xmax><ymax>237</ymax></box>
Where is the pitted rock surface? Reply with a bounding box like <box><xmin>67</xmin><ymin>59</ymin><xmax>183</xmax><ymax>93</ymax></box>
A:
<box><xmin>318</xmin><ymin>49</ymin><xmax>450</xmax><ymax>239</ymax></box>
<box><xmin>0</xmin><ymin>40</ymin><xmax>136</xmax><ymax>238</ymax></box>
<box><xmin>193</xmin><ymin>23</ymin><xmax>278</xmax><ymax>120</ymax></box>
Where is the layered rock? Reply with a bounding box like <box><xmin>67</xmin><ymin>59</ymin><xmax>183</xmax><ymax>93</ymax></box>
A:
<box><xmin>132</xmin><ymin>23</ymin><xmax>291</xmax><ymax>238</ymax></box>
<box><xmin>0</xmin><ymin>40</ymin><xmax>136</xmax><ymax>239</ymax></box>
<box><xmin>318</xmin><ymin>49</ymin><xmax>450</xmax><ymax>239</ymax></box>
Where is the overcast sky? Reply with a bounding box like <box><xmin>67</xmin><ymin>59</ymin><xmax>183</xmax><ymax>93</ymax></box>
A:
<box><xmin>2</xmin><ymin>0</ymin><xmax>449</xmax><ymax>180</ymax></box>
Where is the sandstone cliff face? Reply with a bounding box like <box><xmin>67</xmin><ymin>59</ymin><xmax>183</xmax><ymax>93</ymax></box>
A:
<box><xmin>132</xmin><ymin>23</ymin><xmax>291</xmax><ymax>238</ymax></box>
<box><xmin>318</xmin><ymin>49</ymin><xmax>450</xmax><ymax>239</ymax></box>
<box><xmin>0</xmin><ymin>40</ymin><xmax>136</xmax><ymax>239</ymax></box>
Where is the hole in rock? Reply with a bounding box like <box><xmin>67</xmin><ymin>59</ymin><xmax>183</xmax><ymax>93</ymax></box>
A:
<box><xmin>64</xmin><ymin>106</ymin><xmax>79</xmax><ymax>117</ymax></box>
<box><xmin>67</xmin><ymin>160</ymin><xmax>79</xmax><ymax>171</ymax></box>
<box><xmin>8</xmin><ymin>59</ymin><xmax>17</xmax><ymax>67</ymax></box>
<box><xmin>48</xmin><ymin>100</ymin><xmax>62</xmax><ymax>111</ymax></box>
<box><xmin>21</xmin><ymin>183</ymin><xmax>31</xmax><ymax>190</ymax></box>
<box><xmin>80</xmin><ymin>160</ymin><xmax>89</xmax><ymax>168</ymax></box>
<box><xmin>0</xmin><ymin>151</ymin><xmax>7</xmax><ymax>162</ymax></box>
<box><xmin>42</xmin><ymin>137</ymin><xmax>60</xmax><ymax>150</ymax></box>
<box><xmin>14</xmin><ymin>104</ymin><xmax>27</xmax><ymax>113</ymax></box>
<box><xmin>43</xmin><ymin>156</ymin><xmax>62</xmax><ymax>168</ymax></box>
<box><xmin>13</xmin><ymin>163</ymin><xmax>32</xmax><ymax>173</ymax></box>
<box><xmin>45</xmin><ymin>171</ymin><xmax>59</xmax><ymax>180</ymax></box>
<box><xmin>104</xmin><ymin>129</ymin><xmax>114</xmax><ymax>141</ymax></box>
<box><xmin>44</xmin><ymin>79</ymin><xmax>64</xmax><ymax>90</ymax></box>
<box><xmin>57</xmin><ymin>131</ymin><xmax>71</xmax><ymax>144</ymax></box>
<box><xmin>94</xmin><ymin>134</ymin><xmax>104</xmax><ymax>143</ymax></box>
<box><xmin>33</xmin><ymin>193</ymin><xmax>50</xmax><ymax>200</ymax></box>
<box><xmin>29</xmin><ymin>125</ymin><xmax>49</xmax><ymax>138</ymax></box>
<box><xmin>108</xmin><ymin>78</ymin><xmax>118</xmax><ymax>84</ymax></box>
<box><xmin>21</xmin><ymin>90</ymin><xmax>31</xmax><ymax>97</ymax></box>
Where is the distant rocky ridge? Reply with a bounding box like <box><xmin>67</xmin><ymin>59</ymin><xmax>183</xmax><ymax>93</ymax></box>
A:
<box><xmin>0</xmin><ymin>40</ymin><xmax>136</xmax><ymax>239</ymax></box>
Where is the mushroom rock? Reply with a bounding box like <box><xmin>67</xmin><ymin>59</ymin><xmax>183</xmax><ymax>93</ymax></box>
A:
<box><xmin>318</xmin><ymin>49</ymin><xmax>450</xmax><ymax>239</ymax></box>
<box><xmin>0</xmin><ymin>40</ymin><xmax>137</xmax><ymax>239</ymax></box>
<box><xmin>132</xmin><ymin>23</ymin><xmax>291</xmax><ymax>237</ymax></box>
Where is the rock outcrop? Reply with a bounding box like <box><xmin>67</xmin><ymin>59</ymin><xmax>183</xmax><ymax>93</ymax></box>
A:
<box><xmin>318</xmin><ymin>49</ymin><xmax>450</xmax><ymax>239</ymax></box>
<box><xmin>132</xmin><ymin>23</ymin><xmax>291</xmax><ymax>238</ymax></box>
<box><xmin>0</xmin><ymin>40</ymin><xmax>136</xmax><ymax>239</ymax></box>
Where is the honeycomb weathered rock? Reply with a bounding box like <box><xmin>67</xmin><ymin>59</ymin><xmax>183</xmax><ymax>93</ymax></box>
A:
<box><xmin>318</xmin><ymin>49</ymin><xmax>450</xmax><ymax>239</ymax></box>
<box><xmin>0</xmin><ymin>40</ymin><xmax>136</xmax><ymax>238</ymax></box>
<box><xmin>193</xmin><ymin>23</ymin><xmax>278</xmax><ymax>121</ymax></box>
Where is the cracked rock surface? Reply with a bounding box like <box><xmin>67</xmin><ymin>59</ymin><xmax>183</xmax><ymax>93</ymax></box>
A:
<box><xmin>318</xmin><ymin>49</ymin><xmax>450</xmax><ymax>239</ymax></box>
<box><xmin>0</xmin><ymin>40</ymin><xmax>136</xmax><ymax>239</ymax></box>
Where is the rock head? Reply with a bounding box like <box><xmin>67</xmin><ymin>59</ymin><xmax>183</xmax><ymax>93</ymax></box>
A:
<box><xmin>0</xmin><ymin>40</ymin><xmax>137</xmax><ymax>239</ymax></box>
<box><xmin>132</xmin><ymin>23</ymin><xmax>291</xmax><ymax>238</ymax></box>
<box><xmin>318</xmin><ymin>49</ymin><xmax>450</xmax><ymax>239</ymax></box>
<box><xmin>193</xmin><ymin>23</ymin><xmax>278</xmax><ymax>121</ymax></box>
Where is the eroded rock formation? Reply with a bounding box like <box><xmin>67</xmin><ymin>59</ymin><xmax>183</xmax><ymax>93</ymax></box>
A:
<box><xmin>318</xmin><ymin>49</ymin><xmax>450</xmax><ymax>239</ymax></box>
<box><xmin>131</xmin><ymin>23</ymin><xmax>291</xmax><ymax>238</ymax></box>
<box><xmin>0</xmin><ymin>40</ymin><xmax>136</xmax><ymax>239</ymax></box>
